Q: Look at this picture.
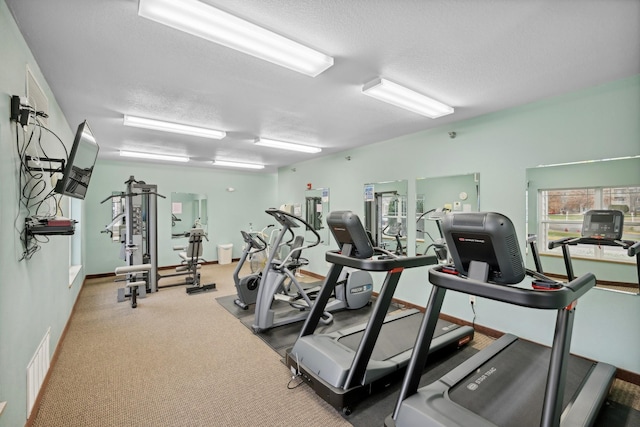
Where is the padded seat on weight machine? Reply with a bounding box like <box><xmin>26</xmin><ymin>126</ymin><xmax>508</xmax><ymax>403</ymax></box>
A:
<box><xmin>175</xmin><ymin>228</ymin><xmax>205</xmax><ymax>265</ymax></box>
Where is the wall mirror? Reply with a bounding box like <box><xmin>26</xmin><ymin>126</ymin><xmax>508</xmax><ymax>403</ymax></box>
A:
<box><xmin>526</xmin><ymin>157</ymin><xmax>640</xmax><ymax>293</ymax></box>
<box><xmin>106</xmin><ymin>191</ymin><xmax>125</xmax><ymax>242</ymax></box>
<box><xmin>415</xmin><ymin>173</ymin><xmax>480</xmax><ymax>257</ymax></box>
<box><xmin>171</xmin><ymin>192</ymin><xmax>208</xmax><ymax>238</ymax></box>
<box><xmin>305</xmin><ymin>188</ymin><xmax>330</xmax><ymax>245</ymax></box>
<box><xmin>364</xmin><ymin>180</ymin><xmax>409</xmax><ymax>255</ymax></box>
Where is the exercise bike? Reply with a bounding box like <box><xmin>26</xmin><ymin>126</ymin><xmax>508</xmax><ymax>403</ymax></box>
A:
<box><xmin>234</xmin><ymin>222</ymin><xmax>307</xmax><ymax>309</ymax></box>
<box><xmin>252</xmin><ymin>208</ymin><xmax>374</xmax><ymax>333</ymax></box>
<box><xmin>247</xmin><ymin>224</ymin><xmax>279</xmax><ymax>274</ymax></box>
<box><xmin>233</xmin><ymin>231</ymin><xmax>268</xmax><ymax>309</ymax></box>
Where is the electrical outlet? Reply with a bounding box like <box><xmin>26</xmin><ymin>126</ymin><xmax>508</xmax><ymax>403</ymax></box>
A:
<box><xmin>469</xmin><ymin>295</ymin><xmax>476</xmax><ymax>304</ymax></box>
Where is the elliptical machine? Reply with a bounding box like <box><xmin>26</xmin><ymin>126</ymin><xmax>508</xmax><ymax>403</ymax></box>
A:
<box><xmin>233</xmin><ymin>231</ymin><xmax>268</xmax><ymax>309</ymax></box>
<box><xmin>251</xmin><ymin>208</ymin><xmax>373</xmax><ymax>333</ymax></box>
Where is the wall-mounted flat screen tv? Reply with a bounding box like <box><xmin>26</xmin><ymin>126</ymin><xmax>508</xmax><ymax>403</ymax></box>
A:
<box><xmin>54</xmin><ymin>120</ymin><xmax>99</xmax><ymax>200</ymax></box>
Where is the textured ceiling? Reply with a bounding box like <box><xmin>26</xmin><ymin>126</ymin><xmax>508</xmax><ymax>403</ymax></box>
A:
<box><xmin>6</xmin><ymin>0</ymin><xmax>640</xmax><ymax>173</ymax></box>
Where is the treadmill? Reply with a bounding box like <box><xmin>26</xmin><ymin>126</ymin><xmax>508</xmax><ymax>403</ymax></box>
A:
<box><xmin>386</xmin><ymin>211</ymin><xmax>616</xmax><ymax>427</ymax></box>
<box><xmin>549</xmin><ymin>209</ymin><xmax>640</xmax><ymax>291</ymax></box>
<box><xmin>285</xmin><ymin>211</ymin><xmax>474</xmax><ymax>415</ymax></box>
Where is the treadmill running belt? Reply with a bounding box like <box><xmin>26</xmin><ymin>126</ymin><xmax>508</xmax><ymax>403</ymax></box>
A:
<box><xmin>448</xmin><ymin>339</ymin><xmax>594</xmax><ymax>427</ymax></box>
<box><xmin>337</xmin><ymin>313</ymin><xmax>456</xmax><ymax>361</ymax></box>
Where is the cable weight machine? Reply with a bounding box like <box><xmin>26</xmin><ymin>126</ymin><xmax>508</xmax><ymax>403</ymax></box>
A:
<box><xmin>101</xmin><ymin>176</ymin><xmax>164</xmax><ymax>306</ymax></box>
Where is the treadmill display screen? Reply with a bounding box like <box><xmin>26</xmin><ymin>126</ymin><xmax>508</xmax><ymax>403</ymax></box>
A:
<box><xmin>581</xmin><ymin>209</ymin><xmax>624</xmax><ymax>240</ymax></box>
<box><xmin>327</xmin><ymin>211</ymin><xmax>374</xmax><ymax>259</ymax></box>
<box><xmin>450</xmin><ymin>232</ymin><xmax>499</xmax><ymax>275</ymax></box>
<box><xmin>443</xmin><ymin>212</ymin><xmax>526</xmax><ymax>285</ymax></box>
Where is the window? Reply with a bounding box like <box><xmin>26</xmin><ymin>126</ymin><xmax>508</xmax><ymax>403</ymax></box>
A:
<box><xmin>537</xmin><ymin>186</ymin><xmax>640</xmax><ymax>262</ymax></box>
<box><xmin>69</xmin><ymin>197</ymin><xmax>82</xmax><ymax>286</ymax></box>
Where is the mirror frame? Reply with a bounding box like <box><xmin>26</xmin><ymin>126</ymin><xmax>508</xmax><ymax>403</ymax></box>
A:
<box><xmin>171</xmin><ymin>192</ymin><xmax>208</xmax><ymax>238</ymax></box>
<box><xmin>364</xmin><ymin>180</ymin><xmax>410</xmax><ymax>255</ymax></box>
<box><xmin>305</xmin><ymin>188</ymin><xmax>330</xmax><ymax>245</ymax></box>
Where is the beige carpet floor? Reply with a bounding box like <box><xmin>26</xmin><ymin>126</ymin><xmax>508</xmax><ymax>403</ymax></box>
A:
<box><xmin>30</xmin><ymin>262</ymin><xmax>639</xmax><ymax>426</ymax></box>
<box><xmin>30</xmin><ymin>262</ymin><xmax>351</xmax><ymax>427</ymax></box>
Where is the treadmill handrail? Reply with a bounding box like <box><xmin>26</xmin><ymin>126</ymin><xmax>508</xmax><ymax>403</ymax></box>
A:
<box><xmin>429</xmin><ymin>266</ymin><xmax>596</xmax><ymax>309</ymax></box>
<box><xmin>326</xmin><ymin>250</ymin><xmax>438</xmax><ymax>271</ymax></box>
<box><xmin>549</xmin><ymin>236</ymin><xmax>636</xmax><ymax>250</ymax></box>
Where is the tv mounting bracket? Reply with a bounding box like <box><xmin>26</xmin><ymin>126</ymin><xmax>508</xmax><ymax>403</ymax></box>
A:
<box><xmin>24</xmin><ymin>155</ymin><xmax>65</xmax><ymax>173</ymax></box>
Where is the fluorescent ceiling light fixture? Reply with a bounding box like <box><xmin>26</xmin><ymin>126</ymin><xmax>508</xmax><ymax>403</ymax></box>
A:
<box><xmin>362</xmin><ymin>78</ymin><xmax>454</xmax><ymax>119</ymax></box>
<box><xmin>255</xmin><ymin>138</ymin><xmax>322</xmax><ymax>154</ymax></box>
<box><xmin>213</xmin><ymin>160</ymin><xmax>265</xmax><ymax>170</ymax></box>
<box><xmin>123</xmin><ymin>115</ymin><xmax>226</xmax><ymax>139</ymax></box>
<box><xmin>537</xmin><ymin>155</ymin><xmax>640</xmax><ymax>168</ymax></box>
<box><xmin>120</xmin><ymin>150</ymin><xmax>190</xmax><ymax>162</ymax></box>
<box><xmin>138</xmin><ymin>0</ymin><xmax>334</xmax><ymax>77</ymax></box>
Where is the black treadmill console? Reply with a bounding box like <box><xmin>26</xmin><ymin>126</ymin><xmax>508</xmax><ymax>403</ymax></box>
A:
<box><xmin>581</xmin><ymin>209</ymin><xmax>624</xmax><ymax>240</ymax></box>
<box><xmin>442</xmin><ymin>212</ymin><xmax>525</xmax><ymax>285</ymax></box>
<box><xmin>327</xmin><ymin>211</ymin><xmax>374</xmax><ymax>259</ymax></box>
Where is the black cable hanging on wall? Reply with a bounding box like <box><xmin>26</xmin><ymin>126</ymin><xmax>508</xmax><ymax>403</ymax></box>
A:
<box><xmin>11</xmin><ymin>95</ymin><xmax>68</xmax><ymax>260</ymax></box>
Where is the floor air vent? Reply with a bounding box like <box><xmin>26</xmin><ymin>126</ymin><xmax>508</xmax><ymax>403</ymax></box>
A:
<box><xmin>26</xmin><ymin>328</ymin><xmax>50</xmax><ymax>417</ymax></box>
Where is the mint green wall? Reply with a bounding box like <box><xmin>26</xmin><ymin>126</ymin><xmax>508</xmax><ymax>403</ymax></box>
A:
<box><xmin>84</xmin><ymin>160</ymin><xmax>277</xmax><ymax>275</ymax></box>
<box><xmin>0</xmin><ymin>2</ymin><xmax>84</xmax><ymax>426</ymax></box>
<box><xmin>2</xmin><ymin>3</ymin><xmax>639</xmax><ymax>425</ymax></box>
<box><xmin>277</xmin><ymin>75</ymin><xmax>640</xmax><ymax>374</ymax></box>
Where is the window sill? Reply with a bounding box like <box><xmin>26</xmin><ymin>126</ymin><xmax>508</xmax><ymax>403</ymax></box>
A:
<box><xmin>69</xmin><ymin>265</ymin><xmax>82</xmax><ymax>288</ymax></box>
<box><xmin>539</xmin><ymin>252</ymin><xmax>635</xmax><ymax>265</ymax></box>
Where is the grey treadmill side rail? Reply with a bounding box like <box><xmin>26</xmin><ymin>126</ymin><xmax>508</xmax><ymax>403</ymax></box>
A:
<box><xmin>392</xmin><ymin>383</ymin><xmax>499</xmax><ymax>427</ymax></box>
<box><xmin>333</xmin><ymin>308</ymin><xmax>420</xmax><ymax>337</ymax></box>
<box><xmin>290</xmin><ymin>310</ymin><xmax>419</xmax><ymax>388</ymax></box>
<box><xmin>290</xmin><ymin>309</ymin><xmax>472</xmax><ymax>389</ymax></box>
<box><xmin>440</xmin><ymin>333</ymin><xmax>516</xmax><ymax>387</ymax></box>
<box><xmin>561</xmin><ymin>362</ymin><xmax>616</xmax><ymax>427</ymax></box>
<box><xmin>390</xmin><ymin>334</ymin><xmax>616</xmax><ymax>427</ymax></box>
<box><xmin>390</xmin><ymin>334</ymin><xmax>517</xmax><ymax>426</ymax></box>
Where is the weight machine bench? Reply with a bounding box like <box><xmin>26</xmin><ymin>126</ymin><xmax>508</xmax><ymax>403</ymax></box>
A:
<box><xmin>115</xmin><ymin>263</ymin><xmax>152</xmax><ymax>308</ymax></box>
<box><xmin>171</xmin><ymin>228</ymin><xmax>216</xmax><ymax>294</ymax></box>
